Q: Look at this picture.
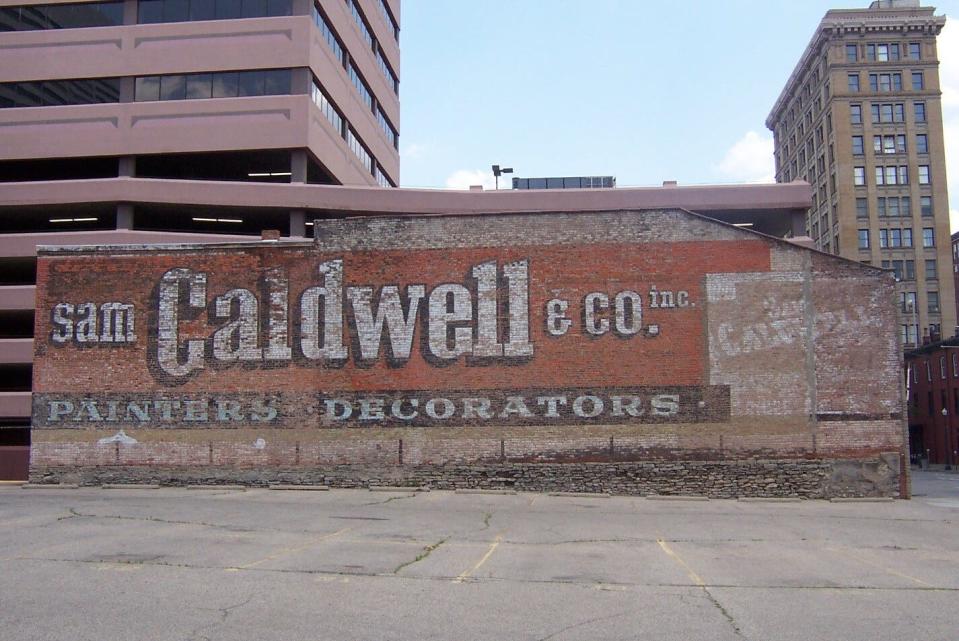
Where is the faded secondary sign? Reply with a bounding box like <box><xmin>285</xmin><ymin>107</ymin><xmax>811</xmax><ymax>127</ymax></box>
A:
<box><xmin>33</xmin><ymin>239</ymin><xmax>772</xmax><ymax>429</ymax></box>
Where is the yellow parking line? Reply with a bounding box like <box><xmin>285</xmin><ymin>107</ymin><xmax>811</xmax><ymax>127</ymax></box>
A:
<box><xmin>825</xmin><ymin>546</ymin><xmax>932</xmax><ymax>587</ymax></box>
<box><xmin>227</xmin><ymin>527</ymin><xmax>351</xmax><ymax>571</ymax></box>
<box><xmin>453</xmin><ymin>535</ymin><xmax>503</xmax><ymax>583</ymax></box>
<box><xmin>657</xmin><ymin>539</ymin><xmax>706</xmax><ymax>587</ymax></box>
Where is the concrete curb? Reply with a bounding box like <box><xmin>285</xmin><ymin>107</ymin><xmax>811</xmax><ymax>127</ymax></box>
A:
<box><xmin>269</xmin><ymin>484</ymin><xmax>330</xmax><ymax>491</ymax></box>
<box><xmin>186</xmin><ymin>484</ymin><xmax>246</xmax><ymax>491</ymax></box>
<box><xmin>738</xmin><ymin>497</ymin><xmax>803</xmax><ymax>502</ymax></box>
<box><xmin>0</xmin><ymin>480</ymin><xmax>26</xmax><ymax>486</ymax></box>
<box><xmin>101</xmin><ymin>484</ymin><xmax>161</xmax><ymax>490</ymax></box>
<box><xmin>21</xmin><ymin>483</ymin><xmax>79</xmax><ymax>489</ymax></box>
<box><xmin>369</xmin><ymin>486</ymin><xmax>429</xmax><ymax>492</ymax></box>
<box><xmin>454</xmin><ymin>488</ymin><xmax>517</xmax><ymax>495</ymax></box>
<box><xmin>646</xmin><ymin>494</ymin><xmax>709</xmax><ymax>501</ymax></box>
<box><xmin>829</xmin><ymin>497</ymin><xmax>896</xmax><ymax>503</ymax></box>
<box><xmin>547</xmin><ymin>492</ymin><xmax>610</xmax><ymax>498</ymax></box>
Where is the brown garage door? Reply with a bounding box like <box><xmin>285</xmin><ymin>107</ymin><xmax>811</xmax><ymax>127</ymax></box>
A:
<box><xmin>0</xmin><ymin>428</ymin><xmax>29</xmax><ymax>481</ymax></box>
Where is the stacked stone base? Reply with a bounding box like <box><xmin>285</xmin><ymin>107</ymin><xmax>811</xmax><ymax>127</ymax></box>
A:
<box><xmin>30</xmin><ymin>455</ymin><xmax>901</xmax><ymax>498</ymax></box>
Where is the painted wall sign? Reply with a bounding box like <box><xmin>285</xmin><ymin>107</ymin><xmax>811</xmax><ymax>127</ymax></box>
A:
<box><xmin>32</xmin><ymin>239</ymin><xmax>777</xmax><ymax>429</ymax></box>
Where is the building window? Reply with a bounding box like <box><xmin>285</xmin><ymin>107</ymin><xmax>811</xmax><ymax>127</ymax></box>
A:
<box><xmin>888</xmin><ymin>197</ymin><xmax>899</xmax><ymax>217</ymax></box>
<box><xmin>852</xmin><ymin>136</ymin><xmax>864</xmax><ymax>155</ymax></box>
<box><xmin>347</xmin><ymin>0</ymin><xmax>373</xmax><ymax>49</ymax></box>
<box><xmin>376</xmin><ymin>107</ymin><xmax>398</xmax><ymax>148</ymax></box>
<box><xmin>921</xmin><ymin>196</ymin><xmax>933</xmax><ymax>217</ymax></box>
<box><xmin>925</xmin><ymin>259</ymin><xmax>938</xmax><ymax>280</ymax></box>
<box><xmin>346</xmin><ymin>128</ymin><xmax>373</xmax><ymax>174</ymax></box>
<box><xmin>914</xmin><ymin>102</ymin><xmax>926</xmax><ymax>122</ymax></box>
<box><xmin>376</xmin><ymin>50</ymin><xmax>398</xmax><ymax>95</ymax></box>
<box><xmin>858</xmin><ymin>229</ymin><xmax>870</xmax><ymax>249</ymax></box>
<box><xmin>850</xmin><ymin>104</ymin><xmax>862</xmax><ymax>125</ymax></box>
<box><xmin>918</xmin><ymin>165</ymin><xmax>930</xmax><ymax>185</ymax></box>
<box><xmin>953</xmin><ymin>353</ymin><xmax>958</xmax><ymax>377</ymax></box>
<box><xmin>138</xmin><ymin>0</ymin><xmax>292</xmax><ymax>23</ymax></box>
<box><xmin>311</xmin><ymin>79</ymin><xmax>343</xmax><ymax>135</ymax></box>
<box><xmin>313</xmin><ymin>3</ymin><xmax>344</xmax><ymax>64</ymax></box>
<box><xmin>923</xmin><ymin>228</ymin><xmax>935</xmax><ymax>248</ymax></box>
<box><xmin>941</xmin><ymin>356</ymin><xmax>947</xmax><ymax>379</ymax></box>
<box><xmin>929</xmin><ymin>291</ymin><xmax>940</xmax><ymax>314</ymax></box>
<box><xmin>902</xmin><ymin>196</ymin><xmax>911</xmax><ymax>217</ymax></box>
<box><xmin>909</xmin><ymin>42</ymin><xmax>921</xmax><ymax>60</ymax></box>
<box><xmin>848</xmin><ymin>74</ymin><xmax>860</xmax><ymax>92</ymax></box>
<box><xmin>135</xmin><ymin>69</ymin><xmax>291</xmax><ymax>102</ymax></box>
<box><xmin>854</xmin><ymin>167</ymin><xmax>865</xmax><ymax>186</ymax></box>
<box><xmin>912</xmin><ymin>71</ymin><xmax>924</xmax><ymax>90</ymax></box>
<box><xmin>903</xmin><ymin>325</ymin><xmax>918</xmax><ymax>346</ymax></box>
<box><xmin>856</xmin><ymin>198</ymin><xmax>868</xmax><ymax>219</ymax></box>
<box><xmin>0</xmin><ymin>77</ymin><xmax>121</xmax><ymax>108</ymax></box>
<box><xmin>846</xmin><ymin>44</ymin><xmax>858</xmax><ymax>62</ymax></box>
<box><xmin>348</xmin><ymin>63</ymin><xmax>373</xmax><ymax>110</ymax></box>
<box><xmin>377</xmin><ymin>0</ymin><xmax>399</xmax><ymax>41</ymax></box>
<box><xmin>926</xmin><ymin>360</ymin><xmax>932</xmax><ymax>382</ymax></box>
<box><xmin>916</xmin><ymin>134</ymin><xmax>928</xmax><ymax>154</ymax></box>
<box><xmin>0</xmin><ymin>2</ymin><xmax>124</xmax><ymax>30</ymax></box>
<box><xmin>903</xmin><ymin>228</ymin><xmax>913</xmax><ymax>247</ymax></box>
<box><xmin>877</xmin><ymin>197</ymin><xmax>887</xmax><ymax>217</ymax></box>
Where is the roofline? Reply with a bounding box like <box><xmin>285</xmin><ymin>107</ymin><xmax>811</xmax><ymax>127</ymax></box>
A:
<box><xmin>0</xmin><ymin>177</ymin><xmax>812</xmax><ymax>216</ymax></box>
<box><xmin>766</xmin><ymin>5</ymin><xmax>944</xmax><ymax>129</ymax></box>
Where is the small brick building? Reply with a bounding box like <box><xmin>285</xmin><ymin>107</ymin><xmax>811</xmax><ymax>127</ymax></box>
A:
<box><xmin>904</xmin><ymin>336</ymin><xmax>959</xmax><ymax>467</ymax></box>
<box><xmin>31</xmin><ymin>209</ymin><xmax>906</xmax><ymax>497</ymax></box>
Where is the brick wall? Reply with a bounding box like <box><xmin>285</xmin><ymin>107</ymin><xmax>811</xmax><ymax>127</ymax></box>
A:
<box><xmin>30</xmin><ymin>209</ymin><xmax>906</xmax><ymax>496</ymax></box>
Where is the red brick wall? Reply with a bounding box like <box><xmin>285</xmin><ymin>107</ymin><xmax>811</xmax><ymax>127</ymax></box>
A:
<box><xmin>29</xmin><ymin>210</ymin><xmax>906</xmax><ymax>495</ymax></box>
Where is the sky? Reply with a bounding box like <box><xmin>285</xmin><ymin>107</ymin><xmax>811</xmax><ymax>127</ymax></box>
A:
<box><xmin>397</xmin><ymin>0</ymin><xmax>959</xmax><ymax>229</ymax></box>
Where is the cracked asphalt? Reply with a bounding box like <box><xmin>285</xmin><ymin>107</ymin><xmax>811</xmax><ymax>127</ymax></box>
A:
<box><xmin>1</xmin><ymin>471</ymin><xmax>957</xmax><ymax>641</ymax></box>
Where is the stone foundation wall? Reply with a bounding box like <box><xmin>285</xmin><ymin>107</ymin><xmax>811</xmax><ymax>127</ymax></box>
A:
<box><xmin>30</xmin><ymin>454</ymin><xmax>901</xmax><ymax>499</ymax></box>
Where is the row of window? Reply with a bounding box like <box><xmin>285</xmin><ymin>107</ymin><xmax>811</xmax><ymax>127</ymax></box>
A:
<box><xmin>901</xmin><ymin>291</ymin><xmax>940</xmax><ymax>315</ymax></box>
<box><xmin>884</xmin><ymin>259</ymin><xmax>938</xmax><ymax>283</ymax></box>
<box><xmin>344</xmin><ymin>0</ymin><xmax>397</xmax><ymax>95</ymax></box>
<box><xmin>859</xmin><ymin>195</ymin><xmax>935</xmax><ymax>219</ymax></box>
<box><xmin>853</xmin><ymin>134</ymin><xmax>928</xmax><ymax>156</ymax></box>
<box><xmin>0</xmin><ymin>77</ymin><xmax>120</xmax><ymax>108</ymax></box>
<box><xmin>853</xmin><ymin>164</ymin><xmax>931</xmax><ymax>186</ymax></box>
<box><xmin>311</xmin><ymin>79</ymin><xmax>393</xmax><ymax>186</ymax></box>
<box><xmin>313</xmin><ymin>3</ymin><xmax>398</xmax><ymax>149</ymax></box>
<box><xmin>138</xmin><ymin>0</ymin><xmax>292</xmax><ymax>23</ymax></box>
<box><xmin>847</xmin><ymin>71</ymin><xmax>924</xmax><ymax>93</ymax></box>
<box><xmin>0</xmin><ymin>2</ymin><xmax>122</xmax><ymax>31</ymax></box>
<box><xmin>858</xmin><ymin>227</ymin><xmax>935</xmax><ymax>249</ymax></box>
<box><xmin>846</xmin><ymin>42</ymin><xmax>922</xmax><ymax>63</ymax></box>
<box><xmin>850</xmin><ymin>102</ymin><xmax>926</xmax><ymax>125</ymax></box>
<box><xmin>134</xmin><ymin>69</ymin><xmax>291</xmax><ymax>101</ymax></box>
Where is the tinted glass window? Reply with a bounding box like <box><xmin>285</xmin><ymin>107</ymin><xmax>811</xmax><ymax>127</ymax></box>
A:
<box><xmin>263</xmin><ymin>69</ymin><xmax>290</xmax><ymax>95</ymax></box>
<box><xmin>215</xmin><ymin>0</ymin><xmax>242</xmax><ymax>19</ymax></box>
<box><xmin>165</xmin><ymin>0</ymin><xmax>190</xmax><ymax>21</ymax></box>
<box><xmin>135</xmin><ymin>76</ymin><xmax>160</xmax><ymax>101</ymax></box>
<box><xmin>241</xmin><ymin>0</ymin><xmax>267</xmax><ymax>17</ymax></box>
<box><xmin>3</xmin><ymin>2</ymin><xmax>123</xmax><ymax>30</ymax></box>
<box><xmin>186</xmin><ymin>73</ymin><xmax>213</xmax><ymax>99</ymax></box>
<box><xmin>190</xmin><ymin>0</ymin><xmax>216</xmax><ymax>20</ymax></box>
<box><xmin>159</xmin><ymin>75</ymin><xmax>186</xmax><ymax>100</ymax></box>
<box><xmin>237</xmin><ymin>71</ymin><xmax>264</xmax><ymax>96</ymax></box>
<box><xmin>267</xmin><ymin>0</ymin><xmax>291</xmax><ymax>16</ymax></box>
<box><xmin>0</xmin><ymin>78</ymin><xmax>119</xmax><ymax>108</ymax></box>
<box><xmin>139</xmin><ymin>0</ymin><xmax>164</xmax><ymax>23</ymax></box>
<box><xmin>212</xmin><ymin>72</ymin><xmax>239</xmax><ymax>97</ymax></box>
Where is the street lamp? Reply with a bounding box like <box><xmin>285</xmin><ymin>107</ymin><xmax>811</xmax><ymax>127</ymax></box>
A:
<box><xmin>944</xmin><ymin>407</ymin><xmax>953</xmax><ymax>470</ymax></box>
<box><xmin>492</xmin><ymin>164</ymin><xmax>513</xmax><ymax>190</ymax></box>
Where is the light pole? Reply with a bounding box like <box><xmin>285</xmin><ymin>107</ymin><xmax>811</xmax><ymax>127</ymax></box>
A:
<box><xmin>492</xmin><ymin>164</ymin><xmax>513</xmax><ymax>190</ymax></box>
<box><xmin>942</xmin><ymin>407</ymin><xmax>951</xmax><ymax>470</ymax></box>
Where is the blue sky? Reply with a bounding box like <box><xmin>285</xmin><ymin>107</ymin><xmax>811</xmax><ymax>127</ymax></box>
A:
<box><xmin>398</xmin><ymin>0</ymin><xmax>959</xmax><ymax>227</ymax></box>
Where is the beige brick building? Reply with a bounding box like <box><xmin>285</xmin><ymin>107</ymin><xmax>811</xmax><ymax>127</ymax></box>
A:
<box><xmin>767</xmin><ymin>0</ymin><xmax>953</xmax><ymax>346</ymax></box>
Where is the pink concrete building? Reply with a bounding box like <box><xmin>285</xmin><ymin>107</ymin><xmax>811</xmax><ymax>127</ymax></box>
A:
<box><xmin>0</xmin><ymin>0</ymin><xmax>813</xmax><ymax>480</ymax></box>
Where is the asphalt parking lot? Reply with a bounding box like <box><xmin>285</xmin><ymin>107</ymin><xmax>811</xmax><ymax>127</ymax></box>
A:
<box><xmin>1</xmin><ymin>471</ymin><xmax>957</xmax><ymax>641</ymax></box>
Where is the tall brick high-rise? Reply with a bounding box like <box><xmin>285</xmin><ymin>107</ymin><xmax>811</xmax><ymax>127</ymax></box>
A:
<box><xmin>766</xmin><ymin>0</ymin><xmax>952</xmax><ymax>347</ymax></box>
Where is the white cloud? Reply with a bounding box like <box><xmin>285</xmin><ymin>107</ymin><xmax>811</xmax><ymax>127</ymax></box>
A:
<box><xmin>715</xmin><ymin>131</ymin><xmax>775</xmax><ymax>184</ymax></box>
<box><xmin>940</xmin><ymin>19</ymin><xmax>959</xmax><ymax>234</ymax></box>
<box><xmin>445</xmin><ymin>169</ymin><xmax>497</xmax><ymax>190</ymax></box>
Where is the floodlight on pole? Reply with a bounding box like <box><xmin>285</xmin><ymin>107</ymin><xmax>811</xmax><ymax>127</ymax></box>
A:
<box><xmin>492</xmin><ymin>164</ymin><xmax>513</xmax><ymax>190</ymax></box>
